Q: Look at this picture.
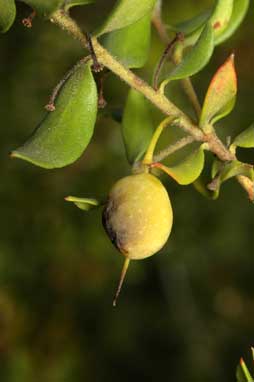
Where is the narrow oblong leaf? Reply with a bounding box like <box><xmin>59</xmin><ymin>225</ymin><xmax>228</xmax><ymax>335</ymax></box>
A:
<box><xmin>166</xmin><ymin>23</ymin><xmax>214</xmax><ymax>81</ymax></box>
<box><xmin>101</xmin><ymin>13</ymin><xmax>151</xmax><ymax>68</ymax></box>
<box><xmin>152</xmin><ymin>147</ymin><xmax>205</xmax><ymax>185</ymax></box>
<box><xmin>210</xmin><ymin>0</ymin><xmax>234</xmax><ymax>37</ymax></box>
<box><xmin>64</xmin><ymin>0</ymin><xmax>94</xmax><ymax>11</ymax></box>
<box><xmin>232</xmin><ymin>123</ymin><xmax>254</xmax><ymax>148</ymax></box>
<box><xmin>11</xmin><ymin>62</ymin><xmax>98</xmax><ymax>169</ymax></box>
<box><xmin>200</xmin><ymin>54</ymin><xmax>237</xmax><ymax>128</ymax></box>
<box><xmin>95</xmin><ymin>0</ymin><xmax>156</xmax><ymax>36</ymax></box>
<box><xmin>21</xmin><ymin>0</ymin><xmax>64</xmax><ymax>17</ymax></box>
<box><xmin>0</xmin><ymin>0</ymin><xmax>16</xmax><ymax>33</ymax></box>
<box><xmin>65</xmin><ymin>196</ymin><xmax>101</xmax><ymax>211</ymax></box>
<box><xmin>215</xmin><ymin>0</ymin><xmax>249</xmax><ymax>45</ymax></box>
<box><xmin>122</xmin><ymin>89</ymin><xmax>154</xmax><ymax>164</ymax></box>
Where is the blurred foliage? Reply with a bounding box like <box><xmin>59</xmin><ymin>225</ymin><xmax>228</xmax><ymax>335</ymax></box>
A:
<box><xmin>0</xmin><ymin>0</ymin><xmax>254</xmax><ymax>381</ymax></box>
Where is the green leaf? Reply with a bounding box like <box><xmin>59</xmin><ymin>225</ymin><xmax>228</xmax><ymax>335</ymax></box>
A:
<box><xmin>21</xmin><ymin>0</ymin><xmax>64</xmax><ymax>17</ymax></box>
<box><xmin>200</xmin><ymin>54</ymin><xmax>237</xmax><ymax>128</ymax></box>
<box><xmin>210</xmin><ymin>0</ymin><xmax>234</xmax><ymax>37</ymax></box>
<box><xmin>166</xmin><ymin>23</ymin><xmax>214</xmax><ymax>82</ymax></box>
<box><xmin>209</xmin><ymin>159</ymin><xmax>254</xmax><ymax>192</ymax></box>
<box><xmin>11</xmin><ymin>62</ymin><xmax>98</xmax><ymax>169</ymax></box>
<box><xmin>220</xmin><ymin>161</ymin><xmax>254</xmax><ymax>182</ymax></box>
<box><xmin>122</xmin><ymin>89</ymin><xmax>154</xmax><ymax>164</ymax></box>
<box><xmin>95</xmin><ymin>0</ymin><xmax>156</xmax><ymax>36</ymax></box>
<box><xmin>170</xmin><ymin>9</ymin><xmax>212</xmax><ymax>36</ymax></box>
<box><xmin>0</xmin><ymin>0</ymin><xmax>16</xmax><ymax>33</ymax></box>
<box><xmin>232</xmin><ymin>123</ymin><xmax>254</xmax><ymax>148</ymax></box>
<box><xmin>236</xmin><ymin>358</ymin><xmax>254</xmax><ymax>382</ymax></box>
<box><xmin>65</xmin><ymin>196</ymin><xmax>101</xmax><ymax>211</ymax></box>
<box><xmin>101</xmin><ymin>13</ymin><xmax>151</xmax><ymax>68</ymax></box>
<box><xmin>152</xmin><ymin>147</ymin><xmax>205</xmax><ymax>185</ymax></box>
<box><xmin>64</xmin><ymin>0</ymin><xmax>94</xmax><ymax>11</ymax></box>
<box><xmin>215</xmin><ymin>0</ymin><xmax>249</xmax><ymax>45</ymax></box>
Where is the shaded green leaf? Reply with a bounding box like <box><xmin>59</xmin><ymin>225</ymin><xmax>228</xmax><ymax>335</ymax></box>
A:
<box><xmin>101</xmin><ymin>13</ymin><xmax>151</xmax><ymax>68</ymax></box>
<box><xmin>11</xmin><ymin>62</ymin><xmax>98</xmax><ymax>169</ymax></box>
<box><xmin>170</xmin><ymin>9</ymin><xmax>211</xmax><ymax>36</ymax></box>
<box><xmin>215</xmin><ymin>0</ymin><xmax>249</xmax><ymax>45</ymax></box>
<box><xmin>65</xmin><ymin>196</ymin><xmax>101</xmax><ymax>211</ymax></box>
<box><xmin>232</xmin><ymin>123</ymin><xmax>254</xmax><ymax>148</ymax></box>
<box><xmin>193</xmin><ymin>176</ymin><xmax>219</xmax><ymax>199</ymax></box>
<box><xmin>166</xmin><ymin>23</ymin><xmax>214</xmax><ymax>81</ymax></box>
<box><xmin>64</xmin><ymin>0</ymin><xmax>94</xmax><ymax>10</ymax></box>
<box><xmin>122</xmin><ymin>89</ymin><xmax>154</xmax><ymax>164</ymax></box>
<box><xmin>152</xmin><ymin>147</ymin><xmax>205</xmax><ymax>185</ymax></box>
<box><xmin>210</xmin><ymin>0</ymin><xmax>234</xmax><ymax>37</ymax></box>
<box><xmin>95</xmin><ymin>0</ymin><xmax>156</xmax><ymax>36</ymax></box>
<box><xmin>200</xmin><ymin>54</ymin><xmax>237</xmax><ymax>128</ymax></box>
<box><xmin>21</xmin><ymin>0</ymin><xmax>64</xmax><ymax>17</ymax></box>
<box><xmin>0</xmin><ymin>0</ymin><xmax>16</xmax><ymax>33</ymax></box>
<box><xmin>209</xmin><ymin>159</ymin><xmax>254</xmax><ymax>193</ymax></box>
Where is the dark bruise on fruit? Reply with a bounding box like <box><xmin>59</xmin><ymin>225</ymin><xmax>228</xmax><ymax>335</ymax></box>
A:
<box><xmin>102</xmin><ymin>198</ymin><xmax>129</xmax><ymax>255</ymax></box>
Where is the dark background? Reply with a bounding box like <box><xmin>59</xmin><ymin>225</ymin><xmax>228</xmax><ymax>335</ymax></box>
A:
<box><xmin>0</xmin><ymin>0</ymin><xmax>254</xmax><ymax>381</ymax></box>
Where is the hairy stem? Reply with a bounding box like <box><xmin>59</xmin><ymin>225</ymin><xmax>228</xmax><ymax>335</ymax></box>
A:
<box><xmin>153</xmin><ymin>135</ymin><xmax>195</xmax><ymax>162</ymax></box>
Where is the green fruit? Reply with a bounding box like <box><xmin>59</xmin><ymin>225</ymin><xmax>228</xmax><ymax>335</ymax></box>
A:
<box><xmin>103</xmin><ymin>172</ymin><xmax>173</xmax><ymax>259</ymax></box>
<box><xmin>102</xmin><ymin>172</ymin><xmax>173</xmax><ymax>305</ymax></box>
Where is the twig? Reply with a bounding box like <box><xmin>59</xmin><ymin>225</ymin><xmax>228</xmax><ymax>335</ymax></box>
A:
<box><xmin>22</xmin><ymin>10</ymin><xmax>36</xmax><ymax>28</ymax></box>
<box><xmin>153</xmin><ymin>33</ymin><xmax>184</xmax><ymax>90</ymax></box>
<box><xmin>153</xmin><ymin>135</ymin><xmax>195</xmax><ymax>162</ymax></box>
<box><xmin>85</xmin><ymin>32</ymin><xmax>103</xmax><ymax>72</ymax></box>
<box><xmin>49</xmin><ymin>10</ymin><xmax>253</xmax><ymax>200</ymax></box>
<box><xmin>152</xmin><ymin>7</ymin><xmax>202</xmax><ymax>118</ymax></box>
<box><xmin>45</xmin><ymin>56</ymin><xmax>91</xmax><ymax>111</ymax></box>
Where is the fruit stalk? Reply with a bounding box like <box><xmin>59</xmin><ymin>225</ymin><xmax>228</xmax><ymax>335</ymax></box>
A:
<box><xmin>113</xmin><ymin>258</ymin><xmax>130</xmax><ymax>307</ymax></box>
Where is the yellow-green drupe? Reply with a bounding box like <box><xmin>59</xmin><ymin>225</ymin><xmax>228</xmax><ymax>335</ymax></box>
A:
<box><xmin>103</xmin><ymin>173</ymin><xmax>173</xmax><ymax>260</ymax></box>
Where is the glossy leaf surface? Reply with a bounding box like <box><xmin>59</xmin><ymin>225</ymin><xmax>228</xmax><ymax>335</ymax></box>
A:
<box><xmin>232</xmin><ymin>123</ymin><xmax>254</xmax><ymax>148</ymax></box>
<box><xmin>200</xmin><ymin>54</ymin><xmax>237</xmax><ymax>128</ymax></box>
<box><xmin>122</xmin><ymin>89</ymin><xmax>154</xmax><ymax>164</ymax></box>
<box><xmin>95</xmin><ymin>0</ymin><xmax>156</xmax><ymax>36</ymax></box>
<box><xmin>64</xmin><ymin>0</ymin><xmax>94</xmax><ymax>10</ymax></box>
<box><xmin>21</xmin><ymin>0</ymin><xmax>64</xmax><ymax>16</ymax></box>
<box><xmin>101</xmin><ymin>13</ymin><xmax>151</xmax><ymax>68</ymax></box>
<box><xmin>166</xmin><ymin>23</ymin><xmax>214</xmax><ymax>81</ymax></box>
<box><xmin>65</xmin><ymin>196</ymin><xmax>101</xmax><ymax>211</ymax></box>
<box><xmin>215</xmin><ymin>0</ymin><xmax>249</xmax><ymax>45</ymax></box>
<box><xmin>210</xmin><ymin>0</ymin><xmax>233</xmax><ymax>37</ymax></box>
<box><xmin>0</xmin><ymin>0</ymin><xmax>16</xmax><ymax>33</ymax></box>
<box><xmin>152</xmin><ymin>147</ymin><xmax>205</xmax><ymax>185</ymax></box>
<box><xmin>11</xmin><ymin>63</ymin><xmax>98</xmax><ymax>169</ymax></box>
